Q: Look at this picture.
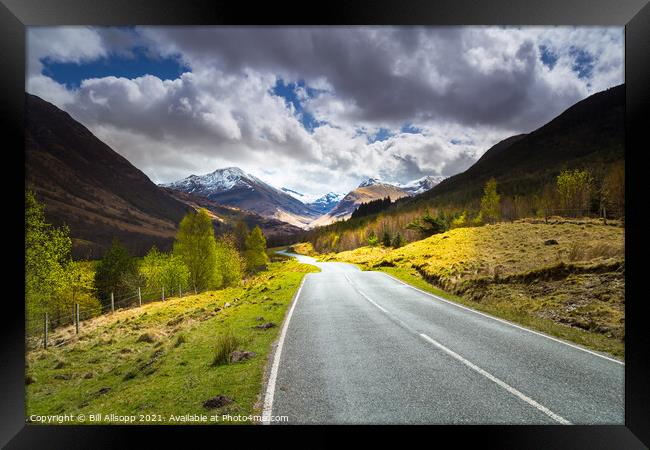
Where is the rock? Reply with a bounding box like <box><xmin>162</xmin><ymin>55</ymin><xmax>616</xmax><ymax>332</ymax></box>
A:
<box><xmin>229</xmin><ymin>350</ymin><xmax>257</xmax><ymax>363</ymax></box>
<box><xmin>254</xmin><ymin>322</ymin><xmax>276</xmax><ymax>330</ymax></box>
<box><xmin>136</xmin><ymin>332</ymin><xmax>156</xmax><ymax>343</ymax></box>
<box><xmin>223</xmin><ymin>302</ymin><xmax>231</xmax><ymax>308</ymax></box>
<box><xmin>203</xmin><ymin>395</ymin><xmax>233</xmax><ymax>409</ymax></box>
<box><xmin>544</xmin><ymin>239</ymin><xmax>559</xmax><ymax>245</ymax></box>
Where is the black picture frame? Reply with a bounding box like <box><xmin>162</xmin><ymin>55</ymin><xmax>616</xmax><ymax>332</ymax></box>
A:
<box><xmin>2</xmin><ymin>0</ymin><xmax>649</xmax><ymax>447</ymax></box>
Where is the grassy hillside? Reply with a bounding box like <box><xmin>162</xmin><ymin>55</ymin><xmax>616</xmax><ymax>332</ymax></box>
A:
<box><xmin>26</xmin><ymin>258</ymin><xmax>318</xmax><ymax>424</ymax></box>
<box><xmin>317</xmin><ymin>220</ymin><xmax>625</xmax><ymax>358</ymax></box>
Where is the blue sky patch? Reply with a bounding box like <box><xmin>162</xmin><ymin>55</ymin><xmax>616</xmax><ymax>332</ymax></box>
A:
<box><xmin>539</xmin><ymin>45</ymin><xmax>558</xmax><ymax>70</ymax></box>
<box><xmin>400</xmin><ymin>123</ymin><xmax>422</xmax><ymax>134</ymax></box>
<box><xmin>41</xmin><ymin>47</ymin><xmax>189</xmax><ymax>89</ymax></box>
<box><xmin>569</xmin><ymin>46</ymin><xmax>595</xmax><ymax>80</ymax></box>
<box><xmin>271</xmin><ymin>79</ymin><xmax>323</xmax><ymax>132</ymax></box>
<box><xmin>367</xmin><ymin>127</ymin><xmax>394</xmax><ymax>143</ymax></box>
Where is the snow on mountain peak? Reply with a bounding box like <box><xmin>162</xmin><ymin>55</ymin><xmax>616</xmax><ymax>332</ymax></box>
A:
<box><xmin>358</xmin><ymin>177</ymin><xmax>383</xmax><ymax>188</ymax></box>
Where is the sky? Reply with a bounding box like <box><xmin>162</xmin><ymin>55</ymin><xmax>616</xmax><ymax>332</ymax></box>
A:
<box><xmin>26</xmin><ymin>26</ymin><xmax>624</xmax><ymax>197</ymax></box>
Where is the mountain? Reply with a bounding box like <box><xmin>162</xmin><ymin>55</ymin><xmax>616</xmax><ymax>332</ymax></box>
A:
<box><xmin>25</xmin><ymin>93</ymin><xmax>193</xmax><ymax>258</ymax></box>
<box><xmin>398</xmin><ymin>175</ymin><xmax>446</xmax><ymax>195</ymax></box>
<box><xmin>307</xmin><ymin>192</ymin><xmax>345</xmax><ymax>215</ymax></box>
<box><xmin>162</xmin><ymin>168</ymin><xmax>319</xmax><ymax>228</ymax></box>
<box><xmin>310</xmin><ymin>178</ymin><xmax>410</xmax><ymax>227</ymax></box>
<box><xmin>415</xmin><ymin>84</ymin><xmax>625</xmax><ymax>206</ymax></box>
<box><xmin>162</xmin><ymin>189</ymin><xmax>302</xmax><ymax>246</ymax></box>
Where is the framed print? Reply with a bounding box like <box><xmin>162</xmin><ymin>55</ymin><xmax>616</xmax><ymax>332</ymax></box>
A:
<box><xmin>2</xmin><ymin>0</ymin><xmax>649</xmax><ymax>447</ymax></box>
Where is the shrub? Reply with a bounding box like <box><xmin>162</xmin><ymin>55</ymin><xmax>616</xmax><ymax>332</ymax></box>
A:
<box><xmin>211</xmin><ymin>329</ymin><xmax>239</xmax><ymax>366</ymax></box>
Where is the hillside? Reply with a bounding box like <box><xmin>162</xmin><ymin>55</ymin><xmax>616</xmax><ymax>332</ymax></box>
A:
<box><xmin>321</xmin><ymin>219</ymin><xmax>625</xmax><ymax>357</ymax></box>
<box><xmin>25</xmin><ymin>94</ymin><xmax>193</xmax><ymax>258</ymax></box>
<box><xmin>26</xmin><ymin>258</ymin><xmax>318</xmax><ymax>424</ymax></box>
<box><xmin>413</xmin><ymin>84</ymin><xmax>624</xmax><ymax>206</ymax></box>
<box><xmin>162</xmin><ymin>167</ymin><xmax>320</xmax><ymax>229</ymax></box>
<box><xmin>310</xmin><ymin>180</ymin><xmax>410</xmax><ymax>227</ymax></box>
<box><xmin>163</xmin><ymin>188</ymin><xmax>303</xmax><ymax>245</ymax></box>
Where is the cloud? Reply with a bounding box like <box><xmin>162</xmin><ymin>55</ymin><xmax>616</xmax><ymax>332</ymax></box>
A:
<box><xmin>26</xmin><ymin>26</ymin><xmax>623</xmax><ymax>196</ymax></box>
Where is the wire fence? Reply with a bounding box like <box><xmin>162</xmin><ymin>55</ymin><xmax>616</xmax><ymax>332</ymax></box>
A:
<box><xmin>26</xmin><ymin>283</ymin><xmax>206</xmax><ymax>351</ymax></box>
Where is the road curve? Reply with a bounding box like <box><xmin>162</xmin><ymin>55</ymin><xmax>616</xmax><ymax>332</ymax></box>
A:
<box><xmin>265</xmin><ymin>251</ymin><xmax>624</xmax><ymax>425</ymax></box>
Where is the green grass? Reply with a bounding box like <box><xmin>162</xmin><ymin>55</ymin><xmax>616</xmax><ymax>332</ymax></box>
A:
<box><xmin>373</xmin><ymin>265</ymin><xmax>624</xmax><ymax>359</ymax></box>
<box><xmin>25</xmin><ymin>259</ymin><xmax>318</xmax><ymax>425</ymax></box>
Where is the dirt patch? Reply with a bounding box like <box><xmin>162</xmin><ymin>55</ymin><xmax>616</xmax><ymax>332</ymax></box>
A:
<box><xmin>97</xmin><ymin>387</ymin><xmax>111</xmax><ymax>396</ymax></box>
<box><xmin>229</xmin><ymin>351</ymin><xmax>256</xmax><ymax>363</ymax></box>
<box><xmin>136</xmin><ymin>332</ymin><xmax>156</xmax><ymax>343</ymax></box>
<box><xmin>202</xmin><ymin>395</ymin><xmax>233</xmax><ymax>409</ymax></box>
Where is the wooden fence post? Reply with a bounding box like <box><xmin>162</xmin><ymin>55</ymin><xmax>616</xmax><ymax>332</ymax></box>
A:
<box><xmin>162</xmin><ymin>286</ymin><xmax>165</xmax><ymax>302</ymax></box>
<box><xmin>111</xmin><ymin>292</ymin><xmax>115</xmax><ymax>313</ymax></box>
<box><xmin>75</xmin><ymin>303</ymin><xmax>79</xmax><ymax>335</ymax></box>
<box><xmin>44</xmin><ymin>313</ymin><xmax>48</xmax><ymax>349</ymax></box>
<box><xmin>179</xmin><ymin>284</ymin><xmax>182</xmax><ymax>298</ymax></box>
<box><xmin>138</xmin><ymin>287</ymin><xmax>142</xmax><ymax>307</ymax></box>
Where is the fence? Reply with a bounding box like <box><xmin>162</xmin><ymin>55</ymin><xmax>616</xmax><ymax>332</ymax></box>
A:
<box><xmin>25</xmin><ymin>283</ymin><xmax>202</xmax><ymax>351</ymax></box>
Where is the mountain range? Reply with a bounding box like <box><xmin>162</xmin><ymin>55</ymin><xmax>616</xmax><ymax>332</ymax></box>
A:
<box><xmin>25</xmin><ymin>83</ymin><xmax>624</xmax><ymax>258</ymax></box>
<box><xmin>162</xmin><ymin>170</ymin><xmax>444</xmax><ymax>228</ymax></box>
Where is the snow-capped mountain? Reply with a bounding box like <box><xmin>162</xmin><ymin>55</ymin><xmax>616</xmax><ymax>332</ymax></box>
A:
<box><xmin>358</xmin><ymin>177</ymin><xmax>383</xmax><ymax>188</ymax></box>
<box><xmin>398</xmin><ymin>175</ymin><xmax>446</xmax><ymax>195</ymax></box>
<box><xmin>162</xmin><ymin>167</ymin><xmax>320</xmax><ymax>229</ymax></box>
<box><xmin>308</xmin><ymin>192</ymin><xmax>345</xmax><ymax>215</ymax></box>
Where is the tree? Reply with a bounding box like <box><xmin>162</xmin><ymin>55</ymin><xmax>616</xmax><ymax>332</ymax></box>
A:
<box><xmin>55</xmin><ymin>261</ymin><xmax>101</xmax><ymax>326</ymax></box>
<box><xmin>406</xmin><ymin>209</ymin><xmax>447</xmax><ymax>236</ymax></box>
<box><xmin>25</xmin><ymin>190</ymin><xmax>72</xmax><ymax>321</ymax></box>
<box><xmin>391</xmin><ymin>232</ymin><xmax>404</xmax><ymax>248</ymax></box>
<box><xmin>233</xmin><ymin>220</ymin><xmax>250</xmax><ymax>251</ymax></box>
<box><xmin>94</xmin><ymin>239</ymin><xmax>137</xmax><ymax>309</ymax></box>
<box><xmin>140</xmin><ymin>246</ymin><xmax>190</xmax><ymax>296</ymax></box>
<box><xmin>216</xmin><ymin>234</ymin><xmax>243</xmax><ymax>287</ymax></box>
<box><xmin>450</xmin><ymin>211</ymin><xmax>468</xmax><ymax>229</ymax></box>
<box><xmin>480</xmin><ymin>178</ymin><xmax>501</xmax><ymax>224</ymax></box>
<box><xmin>367</xmin><ymin>230</ymin><xmax>379</xmax><ymax>247</ymax></box>
<box><xmin>173</xmin><ymin>208</ymin><xmax>220</xmax><ymax>291</ymax></box>
<box><xmin>244</xmin><ymin>226</ymin><xmax>269</xmax><ymax>272</ymax></box>
<box><xmin>382</xmin><ymin>231</ymin><xmax>392</xmax><ymax>247</ymax></box>
<box><xmin>556</xmin><ymin>169</ymin><xmax>593</xmax><ymax>217</ymax></box>
<box><xmin>601</xmin><ymin>162</ymin><xmax>624</xmax><ymax>219</ymax></box>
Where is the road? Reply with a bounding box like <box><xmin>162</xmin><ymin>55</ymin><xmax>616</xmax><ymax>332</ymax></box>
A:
<box><xmin>263</xmin><ymin>251</ymin><xmax>624</xmax><ymax>425</ymax></box>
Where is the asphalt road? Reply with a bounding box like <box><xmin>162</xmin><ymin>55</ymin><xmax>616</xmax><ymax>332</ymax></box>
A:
<box><xmin>264</xmin><ymin>251</ymin><xmax>624</xmax><ymax>425</ymax></box>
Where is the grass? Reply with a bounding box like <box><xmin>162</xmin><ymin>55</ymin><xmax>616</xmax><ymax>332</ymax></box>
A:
<box><xmin>25</xmin><ymin>259</ymin><xmax>318</xmax><ymax>425</ymax></box>
<box><xmin>211</xmin><ymin>329</ymin><xmax>240</xmax><ymax>366</ymax></box>
<box><xmin>318</xmin><ymin>220</ymin><xmax>625</xmax><ymax>359</ymax></box>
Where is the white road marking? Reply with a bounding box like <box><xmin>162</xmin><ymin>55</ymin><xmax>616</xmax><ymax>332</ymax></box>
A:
<box><xmin>381</xmin><ymin>272</ymin><xmax>624</xmax><ymax>366</ymax></box>
<box><xmin>261</xmin><ymin>274</ymin><xmax>308</xmax><ymax>424</ymax></box>
<box><xmin>346</xmin><ymin>273</ymin><xmax>571</xmax><ymax>425</ymax></box>
<box><xmin>419</xmin><ymin>333</ymin><xmax>571</xmax><ymax>425</ymax></box>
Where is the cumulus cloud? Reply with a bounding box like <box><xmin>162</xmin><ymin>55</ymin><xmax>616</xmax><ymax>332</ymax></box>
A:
<box><xmin>26</xmin><ymin>26</ymin><xmax>623</xmax><ymax>196</ymax></box>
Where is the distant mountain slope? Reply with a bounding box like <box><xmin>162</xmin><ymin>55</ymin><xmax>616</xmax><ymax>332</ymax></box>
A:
<box><xmin>25</xmin><ymin>93</ymin><xmax>192</xmax><ymax>258</ymax></box>
<box><xmin>310</xmin><ymin>179</ymin><xmax>410</xmax><ymax>227</ymax></box>
<box><xmin>307</xmin><ymin>192</ymin><xmax>345</xmax><ymax>215</ymax></box>
<box><xmin>162</xmin><ymin>188</ymin><xmax>302</xmax><ymax>245</ymax></box>
<box><xmin>398</xmin><ymin>175</ymin><xmax>445</xmax><ymax>195</ymax></box>
<box><xmin>416</xmin><ymin>84</ymin><xmax>625</xmax><ymax>206</ymax></box>
<box><xmin>163</xmin><ymin>167</ymin><xmax>320</xmax><ymax>228</ymax></box>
